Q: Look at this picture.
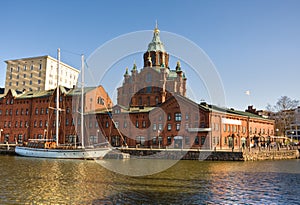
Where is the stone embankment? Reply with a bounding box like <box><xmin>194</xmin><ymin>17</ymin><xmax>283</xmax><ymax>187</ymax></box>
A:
<box><xmin>243</xmin><ymin>147</ymin><xmax>299</xmax><ymax>161</ymax></box>
<box><xmin>119</xmin><ymin>147</ymin><xmax>300</xmax><ymax>161</ymax></box>
<box><xmin>119</xmin><ymin>148</ymin><xmax>244</xmax><ymax>161</ymax></box>
<box><xmin>1</xmin><ymin>144</ymin><xmax>299</xmax><ymax>161</ymax></box>
<box><xmin>0</xmin><ymin>144</ymin><xmax>17</xmax><ymax>155</ymax></box>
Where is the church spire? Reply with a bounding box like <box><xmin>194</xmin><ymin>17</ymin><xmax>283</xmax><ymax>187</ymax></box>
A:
<box><xmin>147</xmin><ymin>21</ymin><xmax>165</xmax><ymax>52</ymax></box>
<box><xmin>154</xmin><ymin>20</ymin><xmax>159</xmax><ymax>33</ymax></box>
<box><xmin>124</xmin><ymin>67</ymin><xmax>129</xmax><ymax>76</ymax></box>
<box><xmin>176</xmin><ymin>61</ymin><xmax>181</xmax><ymax>72</ymax></box>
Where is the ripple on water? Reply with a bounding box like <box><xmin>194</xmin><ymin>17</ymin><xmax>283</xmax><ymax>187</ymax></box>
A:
<box><xmin>0</xmin><ymin>156</ymin><xmax>299</xmax><ymax>204</ymax></box>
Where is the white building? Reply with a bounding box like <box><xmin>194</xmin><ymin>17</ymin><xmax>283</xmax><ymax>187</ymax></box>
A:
<box><xmin>286</xmin><ymin>106</ymin><xmax>300</xmax><ymax>141</ymax></box>
<box><xmin>5</xmin><ymin>55</ymin><xmax>79</xmax><ymax>92</ymax></box>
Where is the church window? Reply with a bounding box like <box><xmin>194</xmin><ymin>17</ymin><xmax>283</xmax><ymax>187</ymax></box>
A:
<box><xmin>146</xmin><ymin>86</ymin><xmax>151</xmax><ymax>93</ymax></box>
<box><xmin>146</xmin><ymin>73</ymin><xmax>152</xmax><ymax>82</ymax></box>
<box><xmin>152</xmin><ymin>54</ymin><xmax>155</xmax><ymax>65</ymax></box>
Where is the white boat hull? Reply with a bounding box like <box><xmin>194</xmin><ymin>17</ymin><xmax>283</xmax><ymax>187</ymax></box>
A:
<box><xmin>15</xmin><ymin>146</ymin><xmax>111</xmax><ymax>159</ymax></box>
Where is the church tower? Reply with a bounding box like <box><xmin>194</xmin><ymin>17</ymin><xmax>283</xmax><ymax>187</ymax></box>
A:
<box><xmin>117</xmin><ymin>24</ymin><xmax>187</xmax><ymax>108</ymax></box>
<box><xmin>143</xmin><ymin>23</ymin><xmax>169</xmax><ymax>68</ymax></box>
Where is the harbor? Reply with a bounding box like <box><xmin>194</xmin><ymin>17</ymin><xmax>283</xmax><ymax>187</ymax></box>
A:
<box><xmin>0</xmin><ymin>155</ymin><xmax>300</xmax><ymax>204</ymax></box>
<box><xmin>118</xmin><ymin>146</ymin><xmax>300</xmax><ymax>161</ymax></box>
<box><xmin>3</xmin><ymin>143</ymin><xmax>299</xmax><ymax>161</ymax></box>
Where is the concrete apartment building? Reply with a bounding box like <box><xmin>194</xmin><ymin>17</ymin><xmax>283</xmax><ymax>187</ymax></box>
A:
<box><xmin>5</xmin><ymin>55</ymin><xmax>79</xmax><ymax>92</ymax></box>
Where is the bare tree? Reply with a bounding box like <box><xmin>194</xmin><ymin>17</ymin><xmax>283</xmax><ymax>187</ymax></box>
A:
<box><xmin>267</xmin><ymin>96</ymin><xmax>299</xmax><ymax>136</ymax></box>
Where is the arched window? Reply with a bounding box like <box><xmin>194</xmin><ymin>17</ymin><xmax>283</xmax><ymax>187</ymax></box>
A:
<box><xmin>146</xmin><ymin>72</ymin><xmax>152</xmax><ymax>82</ymax></box>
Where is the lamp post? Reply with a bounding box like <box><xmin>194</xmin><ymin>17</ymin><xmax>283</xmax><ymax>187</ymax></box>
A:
<box><xmin>97</xmin><ymin>129</ymin><xmax>100</xmax><ymax>144</ymax></box>
<box><xmin>44</xmin><ymin>129</ymin><xmax>47</xmax><ymax>140</ymax></box>
<box><xmin>291</xmin><ymin>131</ymin><xmax>294</xmax><ymax>145</ymax></box>
<box><xmin>157</xmin><ymin>130</ymin><xmax>161</xmax><ymax>149</ymax></box>
<box><xmin>0</xmin><ymin>129</ymin><xmax>3</xmax><ymax>143</ymax></box>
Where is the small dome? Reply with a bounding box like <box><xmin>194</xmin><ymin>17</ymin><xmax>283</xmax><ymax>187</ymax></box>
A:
<box><xmin>147</xmin><ymin>25</ymin><xmax>166</xmax><ymax>52</ymax></box>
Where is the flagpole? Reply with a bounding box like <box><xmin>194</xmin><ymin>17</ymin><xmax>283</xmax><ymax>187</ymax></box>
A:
<box><xmin>245</xmin><ymin>90</ymin><xmax>251</xmax><ymax>106</ymax></box>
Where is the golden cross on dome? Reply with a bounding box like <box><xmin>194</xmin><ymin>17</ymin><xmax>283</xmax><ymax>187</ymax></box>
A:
<box><xmin>154</xmin><ymin>20</ymin><xmax>159</xmax><ymax>33</ymax></box>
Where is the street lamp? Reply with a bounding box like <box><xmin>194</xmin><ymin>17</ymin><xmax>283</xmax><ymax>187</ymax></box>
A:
<box><xmin>97</xmin><ymin>129</ymin><xmax>100</xmax><ymax>144</ymax></box>
<box><xmin>157</xmin><ymin>130</ymin><xmax>161</xmax><ymax>149</ymax></box>
<box><xmin>0</xmin><ymin>129</ymin><xmax>3</xmax><ymax>143</ymax></box>
<box><xmin>291</xmin><ymin>131</ymin><xmax>294</xmax><ymax>145</ymax></box>
<box><xmin>44</xmin><ymin>129</ymin><xmax>47</xmax><ymax>140</ymax></box>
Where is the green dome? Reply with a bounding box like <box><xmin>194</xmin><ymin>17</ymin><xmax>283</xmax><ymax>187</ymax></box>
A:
<box><xmin>147</xmin><ymin>26</ymin><xmax>166</xmax><ymax>52</ymax></box>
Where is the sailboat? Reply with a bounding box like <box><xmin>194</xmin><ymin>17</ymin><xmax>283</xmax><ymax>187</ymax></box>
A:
<box><xmin>15</xmin><ymin>49</ymin><xmax>112</xmax><ymax>159</ymax></box>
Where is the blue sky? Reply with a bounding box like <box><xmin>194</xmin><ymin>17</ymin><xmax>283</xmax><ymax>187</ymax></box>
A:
<box><xmin>0</xmin><ymin>0</ymin><xmax>299</xmax><ymax>110</ymax></box>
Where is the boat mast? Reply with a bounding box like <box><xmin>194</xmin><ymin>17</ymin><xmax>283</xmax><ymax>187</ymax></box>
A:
<box><xmin>81</xmin><ymin>54</ymin><xmax>85</xmax><ymax>148</ymax></box>
<box><xmin>56</xmin><ymin>48</ymin><xmax>60</xmax><ymax>147</ymax></box>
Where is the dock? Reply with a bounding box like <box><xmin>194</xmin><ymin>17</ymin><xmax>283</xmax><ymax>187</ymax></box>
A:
<box><xmin>1</xmin><ymin>144</ymin><xmax>299</xmax><ymax>161</ymax></box>
<box><xmin>0</xmin><ymin>143</ymin><xmax>17</xmax><ymax>155</ymax></box>
<box><xmin>104</xmin><ymin>150</ymin><xmax>130</xmax><ymax>159</ymax></box>
<box><xmin>118</xmin><ymin>147</ymin><xmax>300</xmax><ymax>161</ymax></box>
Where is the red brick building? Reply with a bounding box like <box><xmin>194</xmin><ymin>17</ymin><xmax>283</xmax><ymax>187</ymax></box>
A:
<box><xmin>96</xmin><ymin>26</ymin><xmax>275</xmax><ymax>150</ymax></box>
<box><xmin>97</xmin><ymin>94</ymin><xmax>274</xmax><ymax>150</ymax></box>
<box><xmin>0</xmin><ymin>86</ymin><xmax>112</xmax><ymax>145</ymax></box>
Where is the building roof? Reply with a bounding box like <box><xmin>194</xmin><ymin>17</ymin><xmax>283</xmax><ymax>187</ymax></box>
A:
<box><xmin>0</xmin><ymin>86</ymin><xmax>93</xmax><ymax>100</ymax></box>
<box><xmin>95</xmin><ymin>105</ymin><xmax>155</xmax><ymax>115</ymax></box>
<box><xmin>168</xmin><ymin>94</ymin><xmax>273</xmax><ymax>121</ymax></box>
<box><xmin>17</xmin><ymin>89</ymin><xmax>54</xmax><ymax>99</ymax></box>
<box><xmin>5</xmin><ymin>55</ymin><xmax>80</xmax><ymax>72</ymax></box>
<box><xmin>200</xmin><ymin>102</ymin><xmax>274</xmax><ymax>121</ymax></box>
<box><xmin>16</xmin><ymin>86</ymin><xmax>70</xmax><ymax>99</ymax></box>
<box><xmin>66</xmin><ymin>87</ymin><xmax>96</xmax><ymax>96</ymax></box>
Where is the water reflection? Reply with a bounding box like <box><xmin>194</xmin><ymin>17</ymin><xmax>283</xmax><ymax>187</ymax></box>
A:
<box><xmin>97</xmin><ymin>159</ymin><xmax>178</xmax><ymax>176</ymax></box>
<box><xmin>0</xmin><ymin>156</ymin><xmax>299</xmax><ymax>204</ymax></box>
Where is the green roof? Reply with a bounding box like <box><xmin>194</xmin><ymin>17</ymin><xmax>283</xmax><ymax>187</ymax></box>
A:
<box><xmin>0</xmin><ymin>86</ymin><xmax>98</xmax><ymax>100</ymax></box>
<box><xmin>167</xmin><ymin>70</ymin><xmax>178</xmax><ymax>79</ymax></box>
<box><xmin>17</xmin><ymin>89</ymin><xmax>54</xmax><ymax>99</ymax></box>
<box><xmin>172</xmin><ymin>94</ymin><xmax>272</xmax><ymax>121</ymax></box>
<box><xmin>200</xmin><ymin>103</ymin><xmax>273</xmax><ymax>121</ymax></box>
<box><xmin>66</xmin><ymin>87</ymin><xmax>96</xmax><ymax>96</ymax></box>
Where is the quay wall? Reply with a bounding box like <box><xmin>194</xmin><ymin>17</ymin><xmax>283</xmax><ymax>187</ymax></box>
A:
<box><xmin>1</xmin><ymin>144</ymin><xmax>299</xmax><ymax>161</ymax></box>
<box><xmin>119</xmin><ymin>148</ymin><xmax>300</xmax><ymax>161</ymax></box>
<box><xmin>119</xmin><ymin>148</ymin><xmax>244</xmax><ymax>161</ymax></box>
<box><xmin>243</xmin><ymin>148</ymin><xmax>299</xmax><ymax>161</ymax></box>
<box><xmin>0</xmin><ymin>144</ymin><xmax>16</xmax><ymax>155</ymax></box>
